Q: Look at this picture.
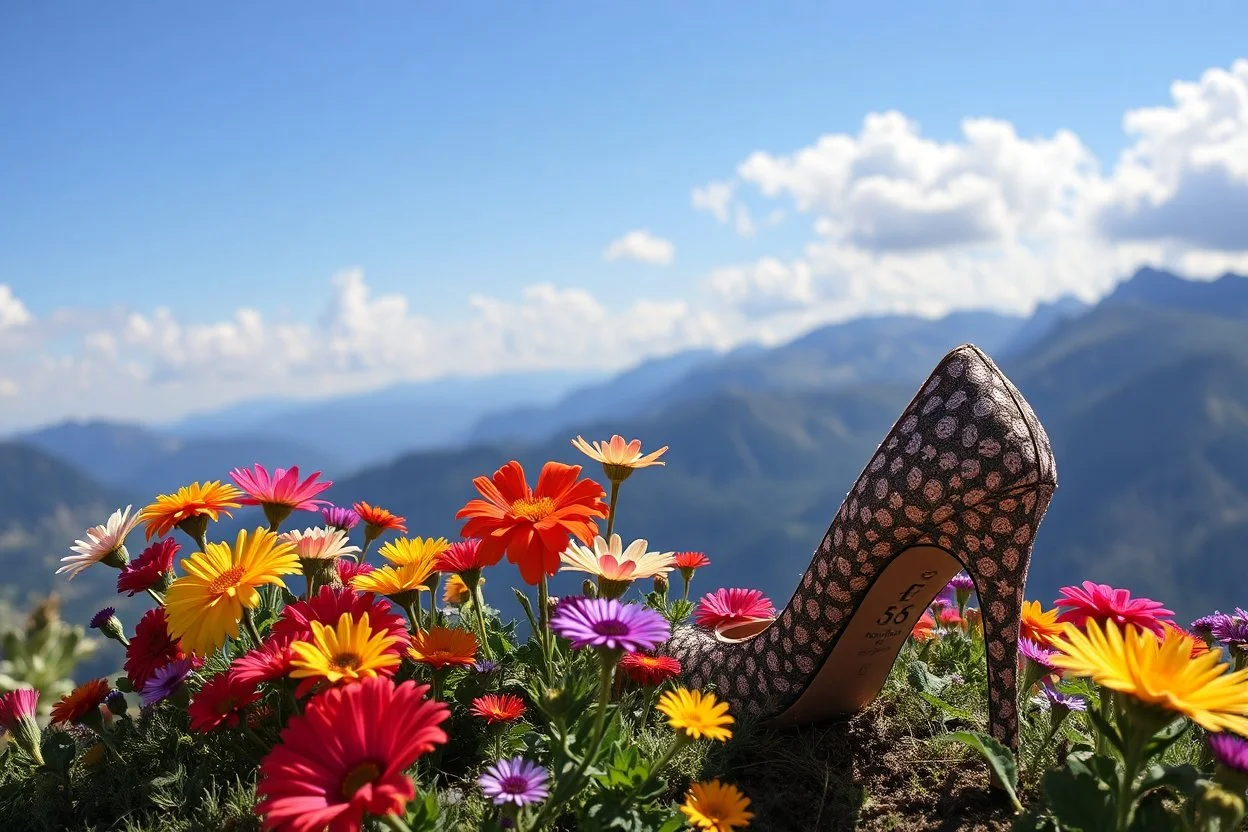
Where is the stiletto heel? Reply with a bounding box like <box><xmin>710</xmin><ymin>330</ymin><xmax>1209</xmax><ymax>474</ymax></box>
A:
<box><xmin>664</xmin><ymin>344</ymin><xmax>1057</xmax><ymax>752</ymax></box>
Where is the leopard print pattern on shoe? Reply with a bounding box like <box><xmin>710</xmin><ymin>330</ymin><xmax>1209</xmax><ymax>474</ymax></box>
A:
<box><xmin>663</xmin><ymin>344</ymin><xmax>1057</xmax><ymax>750</ymax></box>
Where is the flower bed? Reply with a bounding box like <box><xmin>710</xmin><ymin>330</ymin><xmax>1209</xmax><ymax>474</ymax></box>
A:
<box><xmin>0</xmin><ymin>435</ymin><xmax>1246</xmax><ymax>831</ymax></box>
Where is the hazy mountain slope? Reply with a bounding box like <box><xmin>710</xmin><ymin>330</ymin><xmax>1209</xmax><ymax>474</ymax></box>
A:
<box><xmin>168</xmin><ymin>369</ymin><xmax>606</xmax><ymax>465</ymax></box>
<box><xmin>16</xmin><ymin>421</ymin><xmax>344</xmax><ymax>500</ymax></box>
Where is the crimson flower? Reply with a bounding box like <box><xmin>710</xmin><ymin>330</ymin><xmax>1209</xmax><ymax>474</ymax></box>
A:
<box><xmin>694</xmin><ymin>588</ymin><xmax>777</xmax><ymax>630</ymax></box>
<box><xmin>117</xmin><ymin>538</ymin><xmax>179</xmax><ymax>595</ymax></box>
<box><xmin>189</xmin><ymin>672</ymin><xmax>261</xmax><ymax>733</ymax></box>
<box><xmin>1054</xmin><ymin>581</ymin><xmax>1174</xmax><ymax>637</ymax></box>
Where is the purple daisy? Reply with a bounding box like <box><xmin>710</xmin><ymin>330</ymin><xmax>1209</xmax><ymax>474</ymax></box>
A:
<box><xmin>948</xmin><ymin>573</ymin><xmax>975</xmax><ymax>591</ymax></box>
<box><xmin>140</xmin><ymin>658</ymin><xmax>194</xmax><ymax>707</ymax></box>
<box><xmin>1210</xmin><ymin>609</ymin><xmax>1248</xmax><ymax>651</ymax></box>
<box><xmin>321</xmin><ymin>505</ymin><xmax>360</xmax><ymax>532</ymax></box>
<box><xmin>1191</xmin><ymin>612</ymin><xmax>1230</xmax><ymax>642</ymax></box>
<box><xmin>1039</xmin><ymin>685</ymin><xmax>1087</xmax><ymax>712</ymax></box>
<box><xmin>473</xmin><ymin>659</ymin><xmax>499</xmax><ymax>675</ymax></box>
<box><xmin>549</xmin><ymin>597</ymin><xmax>670</xmax><ymax>653</ymax></box>
<box><xmin>1019</xmin><ymin>638</ymin><xmax>1056</xmax><ymax>669</ymax></box>
<box><xmin>1209</xmin><ymin>733</ymin><xmax>1248</xmax><ymax>776</ymax></box>
<box><xmin>89</xmin><ymin>607</ymin><xmax>117</xmax><ymax>629</ymax></box>
<box><xmin>478</xmin><ymin>757</ymin><xmax>550</xmax><ymax>807</ymax></box>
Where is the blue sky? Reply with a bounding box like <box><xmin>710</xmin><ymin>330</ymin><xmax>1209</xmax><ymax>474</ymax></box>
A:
<box><xmin>1</xmin><ymin>3</ymin><xmax>1247</xmax><ymax>428</ymax></box>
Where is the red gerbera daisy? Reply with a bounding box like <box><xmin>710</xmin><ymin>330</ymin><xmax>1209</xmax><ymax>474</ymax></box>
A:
<box><xmin>336</xmin><ymin>559</ymin><xmax>374</xmax><ymax>585</ymax></box>
<box><xmin>50</xmin><ymin>679</ymin><xmax>110</xmax><ymax>725</ymax></box>
<box><xmin>694</xmin><ymin>588</ymin><xmax>777</xmax><ymax>630</ymax></box>
<box><xmin>470</xmin><ymin>693</ymin><xmax>526</xmax><ymax>724</ymax></box>
<box><xmin>272</xmin><ymin>587</ymin><xmax>408</xmax><ymax>652</ymax></box>
<box><xmin>231</xmin><ymin>636</ymin><xmax>297</xmax><ymax>686</ymax></box>
<box><xmin>189</xmin><ymin>672</ymin><xmax>261</xmax><ymax>733</ymax></box>
<box><xmin>125</xmin><ymin>607</ymin><xmax>191</xmax><ymax>689</ymax></box>
<box><xmin>434</xmin><ymin>538</ymin><xmax>491</xmax><ymax>574</ymax></box>
<box><xmin>116</xmin><ymin>538</ymin><xmax>179</xmax><ymax>596</ymax></box>
<box><xmin>673</xmin><ymin>552</ymin><xmax>711</xmax><ymax>571</ymax></box>
<box><xmin>618</xmin><ymin>653</ymin><xmax>682</xmax><ymax>687</ymax></box>
<box><xmin>1054</xmin><ymin>581</ymin><xmax>1174</xmax><ymax>637</ymax></box>
<box><xmin>352</xmin><ymin>501</ymin><xmax>407</xmax><ymax>544</ymax></box>
<box><xmin>255</xmin><ymin>677</ymin><xmax>450</xmax><ymax>832</ymax></box>
<box><xmin>455</xmin><ymin>460</ymin><xmax>609</xmax><ymax>586</ymax></box>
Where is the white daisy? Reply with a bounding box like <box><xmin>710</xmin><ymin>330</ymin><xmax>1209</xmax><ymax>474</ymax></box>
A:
<box><xmin>560</xmin><ymin>533</ymin><xmax>676</xmax><ymax>581</ymax></box>
<box><xmin>57</xmin><ymin>505</ymin><xmax>140</xmax><ymax>580</ymax></box>
<box><xmin>280</xmin><ymin>527</ymin><xmax>361</xmax><ymax>561</ymax></box>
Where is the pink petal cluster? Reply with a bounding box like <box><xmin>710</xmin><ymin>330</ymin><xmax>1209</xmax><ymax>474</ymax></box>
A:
<box><xmin>1054</xmin><ymin>581</ymin><xmax>1174</xmax><ymax>636</ymax></box>
<box><xmin>229</xmin><ymin>465</ymin><xmax>333</xmax><ymax>511</ymax></box>
<box><xmin>694</xmin><ymin>588</ymin><xmax>777</xmax><ymax>630</ymax></box>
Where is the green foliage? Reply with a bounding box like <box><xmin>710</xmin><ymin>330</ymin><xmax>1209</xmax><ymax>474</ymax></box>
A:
<box><xmin>0</xmin><ymin>597</ymin><xmax>97</xmax><ymax>717</ymax></box>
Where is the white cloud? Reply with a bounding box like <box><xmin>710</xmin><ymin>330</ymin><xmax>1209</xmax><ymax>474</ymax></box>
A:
<box><xmin>0</xmin><ymin>285</ymin><xmax>31</xmax><ymax>330</ymax></box>
<box><xmin>602</xmin><ymin>230</ymin><xmax>675</xmax><ymax>265</ymax></box>
<box><xmin>691</xmin><ymin>180</ymin><xmax>735</xmax><ymax>222</ymax></box>
<box><xmin>0</xmin><ymin>379</ymin><xmax>17</xmax><ymax>398</ymax></box>
<box><xmin>1099</xmin><ymin>59</ymin><xmax>1248</xmax><ymax>250</ymax></box>
<box><xmin>705</xmin><ymin>258</ymin><xmax>815</xmax><ymax>317</ymax></box>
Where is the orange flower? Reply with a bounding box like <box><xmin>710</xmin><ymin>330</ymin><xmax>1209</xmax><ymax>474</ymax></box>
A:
<box><xmin>470</xmin><ymin>693</ymin><xmax>525</xmax><ymax>724</ymax></box>
<box><xmin>456</xmin><ymin>460</ymin><xmax>608</xmax><ymax>585</ymax></box>
<box><xmin>51</xmin><ymin>679</ymin><xmax>110</xmax><ymax>725</ymax></box>
<box><xmin>408</xmin><ymin>627</ymin><xmax>478</xmax><ymax>669</ymax></box>
<box><xmin>1160</xmin><ymin>621</ymin><xmax>1211</xmax><ymax>658</ymax></box>
<box><xmin>352</xmin><ymin>502</ymin><xmax>407</xmax><ymax>541</ymax></box>
<box><xmin>911</xmin><ymin>613</ymin><xmax>936</xmax><ymax>642</ymax></box>
<box><xmin>1020</xmin><ymin>600</ymin><xmax>1065</xmax><ymax>647</ymax></box>
<box><xmin>138</xmin><ymin>482</ymin><xmax>244</xmax><ymax>541</ymax></box>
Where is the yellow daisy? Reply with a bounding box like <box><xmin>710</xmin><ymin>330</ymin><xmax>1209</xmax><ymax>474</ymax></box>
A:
<box><xmin>164</xmin><ymin>528</ymin><xmax>299</xmax><ymax>655</ymax></box>
<box><xmin>289</xmin><ymin>612</ymin><xmax>403</xmax><ymax>685</ymax></box>
<box><xmin>1020</xmin><ymin>600</ymin><xmax>1065</xmax><ymax>647</ymax></box>
<box><xmin>1049</xmin><ymin>619</ymin><xmax>1248</xmax><ymax>734</ymax></box>
<box><xmin>442</xmin><ymin>573</ymin><xmax>484</xmax><ymax>605</ymax></box>
<box><xmin>351</xmin><ymin>561</ymin><xmax>432</xmax><ymax>606</ymax></box>
<box><xmin>656</xmin><ymin>687</ymin><xmax>734</xmax><ymax>742</ymax></box>
<box><xmin>681</xmin><ymin>779</ymin><xmax>754</xmax><ymax>832</ymax></box>
<box><xmin>378</xmin><ymin>536</ymin><xmax>448</xmax><ymax>569</ymax></box>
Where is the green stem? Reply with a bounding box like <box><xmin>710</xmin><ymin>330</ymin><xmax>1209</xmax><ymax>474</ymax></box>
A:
<box><xmin>402</xmin><ymin>601</ymin><xmax>421</xmax><ymax>634</ymax></box>
<box><xmin>681</xmin><ymin>574</ymin><xmax>691</xmax><ymax>603</ymax></box>
<box><xmin>639</xmin><ymin>686</ymin><xmax>657</xmax><ymax>728</ymax></box>
<box><xmin>604</xmin><ymin>480</ymin><xmax>621</xmax><ymax>540</ymax></box>
<box><xmin>1096</xmin><ymin>687</ymin><xmax>1113</xmax><ymax>757</ymax></box>
<box><xmin>305</xmin><ymin>572</ymin><xmax>315</xmax><ymax>602</ymax></box>
<box><xmin>530</xmin><ymin>653</ymin><xmax>618</xmax><ymax>831</ymax></box>
<box><xmin>537</xmin><ymin>576</ymin><xmax>553</xmax><ymax>680</ymax></box>
<box><xmin>242</xmin><ymin>720</ymin><xmax>269</xmax><ymax>753</ymax></box>
<box><xmin>381</xmin><ymin>813</ymin><xmax>414</xmax><ymax>832</ymax></box>
<box><xmin>626</xmin><ymin>735</ymin><xmax>688</xmax><ymax>803</ymax></box>
<box><xmin>241</xmin><ymin>607</ymin><xmax>263</xmax><ymax>649</ymax></box>
<box><xmin>472</xmin><ymin>582</ymin><xmax>494</xmax><ymax>661</ymax></box>
<box><xmin>145</xmin><ymin>587</ymin><xmax>166</xmax><ymax>606</ymax></box>
<box><xmin>1115</xmin><ymin>724</ymin><xmax>1147</xmax><ymax>832</ymax></box>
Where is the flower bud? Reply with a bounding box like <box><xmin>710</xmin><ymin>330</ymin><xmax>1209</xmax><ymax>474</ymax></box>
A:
<box><xmin>89</xmin><ymin>608</ymin><xmax>129</xmax><ymax>647</ymax></box>
<box><xmin>581</xmin><ymin>580</ymin><xmax>598</xmax><ymax>599</ymax></box>
<box><xmin>105</xmin><ymin>690</ymin><xmax>128</xmax><ymax>718</ymax></box>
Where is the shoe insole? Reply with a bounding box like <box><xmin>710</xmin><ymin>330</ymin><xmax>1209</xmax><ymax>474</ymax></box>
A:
<box><xmin>771</xmin><ymin>544</ymin><xmax>964</xmax><ymax>724</ymax></box>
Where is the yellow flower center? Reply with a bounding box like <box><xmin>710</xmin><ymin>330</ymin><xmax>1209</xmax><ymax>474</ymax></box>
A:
<box><xmin>206</xmin><ymin>566</ymin><xmax>246</xmax><ymax>597</ymax></box>
<box><xmin>510</xmin><ymin>497</ymin><xmax>555</xmax><ymax>521</ymax></box>
<box><xmin>331</xmin><ymin>653</ymin><xmax>361</xmax><ymax>671</ymax></box>
<box><xmin>340</xmin><ymin>761</ymin><xmax>382</xmax><ymax>799</ymax></box>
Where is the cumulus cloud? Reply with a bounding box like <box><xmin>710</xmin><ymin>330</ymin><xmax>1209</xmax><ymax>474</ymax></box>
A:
<box><xmin>0</xmin><ymin>285</ymin><xmax>31</xmax><ymax>330</ymax></box>
<box><xmin>691</xmin><ymin>180</ymin><xmax>735</xmax><ymax>222</ymax></box>
<box><xmin>602</xmin><ymin>230</ymin><xmax>675</xmax><ymax>265</ymax></box>
<box><xmin>1099</xmin><ymin>59</ymin><xmax>1248</xmax><ymax>250</ymax></box>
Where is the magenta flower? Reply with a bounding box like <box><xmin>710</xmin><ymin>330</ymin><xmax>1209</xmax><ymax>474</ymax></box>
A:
<box><xmin>117</xmin><ymin>538</ymin><xmax>178</xmax><ymax>596</ymax></box>
<box><xmin>478</xmin><ymin>757</ymin><xmax>550</xmax><ymax>807</ymax></box>
<box><xmin>321</xmin><ymin>505</ymin><xmax>360</xmax><ymax>532</ymax></box>
<box><xmin>694</xmin><ymin>588</ymin><xmax>777</xmax><ymax>630</ymax></box>
<box><xmin>230</xmin><ymin>637</ymin><xmax>296</xmax><ymax>686</ymax></box>
<box><xmin>1209</xmin><ymin>733</ymin><xmax>1248</xmax><ymax>776</ymax></box>
<box><xmin>229</xmin><ymin>464</ymin><xmax>332</xmax><ymax>528</ymax></box>
<box><xmin>550</xmin><ymin>598</ymin><xmax>670</xmax><ymax>653</ymax></box>
<box><xmin>0</xmin><ymin>688</ymin><xmax>43</xmax><ymax>764</ymax></box>
<box><xmin>1053</xmin><ymin>581</ymin><xmax>1174</xmax><ymax>636</ymax></box>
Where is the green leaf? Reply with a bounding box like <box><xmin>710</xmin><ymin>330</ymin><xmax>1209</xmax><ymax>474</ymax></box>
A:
<box><xmin>1085</xmin><ymin>706</ymin><xmax>1126</xmax><ymax>755</ymax></box>
<box><xmin>907</xmin><ymin>660</ymin><xmax>951</xmax><ymax>696</ymax></box>
<box><xmin>1142</xmin><ymin>718</ymin><xmax>1189</xmax><ymax>759</ymax></box>
<box><xmin>114</xmin><ymin>675</ymin><xmax>134</xmax><ymax>693</ymax></box>
<box><xmin>39</xmin><ymin>731</ymin><xmax>76</xmax><ymax>775</ymax></box>
<box><xmin>1010</xmin><ymin>808</ymin><xmax>1063</xmax><ymax>831</ymax></box>
<box><xmin>919</xmin><ymin>690</ymin><xmax>977</xmax><ymax>723</ymax></box>
<box><xmin>935</xmin><ymin>730</ymin><xmax>1021</xmax><ymax>812</ymax></box>
<box><xmin>1042</xmin><ymin>754</ymin><xmax>1118</xmax><ymax>832</ymax></box>
<box><xmin>1128</xmin><ymin>791</ymin><xmax>1182</xmax><ymax>832</ymax></box>
<box><xmin>1136</xmin><ymin>763</ymin><xmax>1201</xmax><ymax>798</ymax></box>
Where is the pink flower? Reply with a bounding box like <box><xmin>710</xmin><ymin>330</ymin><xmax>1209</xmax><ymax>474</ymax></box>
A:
<box><xmin>228</xmin><ymin>465</ymin><xmax>332</xmax><ymax>512</ymax></box>
<box><xmin>1054</xmin><ymin>581</ymin><xmax>1174</xmax><ymax>636</ymax></box>
<box><xmin>336</xmin><ymin>558</ymin><xmax>374</xmax><ymax>585</ymax></box>
<box><xmin>694</xmin><ymin>588</ymin><xmax>776</xmax><ymax>630</ymax></box>
<box><xmin>0</xmin><ymin>688</ymin><xmax>39</xmax><ymax>729</ymax></box>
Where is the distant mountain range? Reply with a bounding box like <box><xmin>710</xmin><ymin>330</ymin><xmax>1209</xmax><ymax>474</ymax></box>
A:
<box><xmin>7</xmin><ymin>267</ymin><xmax>1248</xmax><ymax>676</ymax></box>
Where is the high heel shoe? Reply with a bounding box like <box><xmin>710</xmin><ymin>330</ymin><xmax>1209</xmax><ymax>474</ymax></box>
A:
<box><xmin>664</xmin><ymin>344</ymin><xmax>1057</xmax><ymax>752</ymax></box>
